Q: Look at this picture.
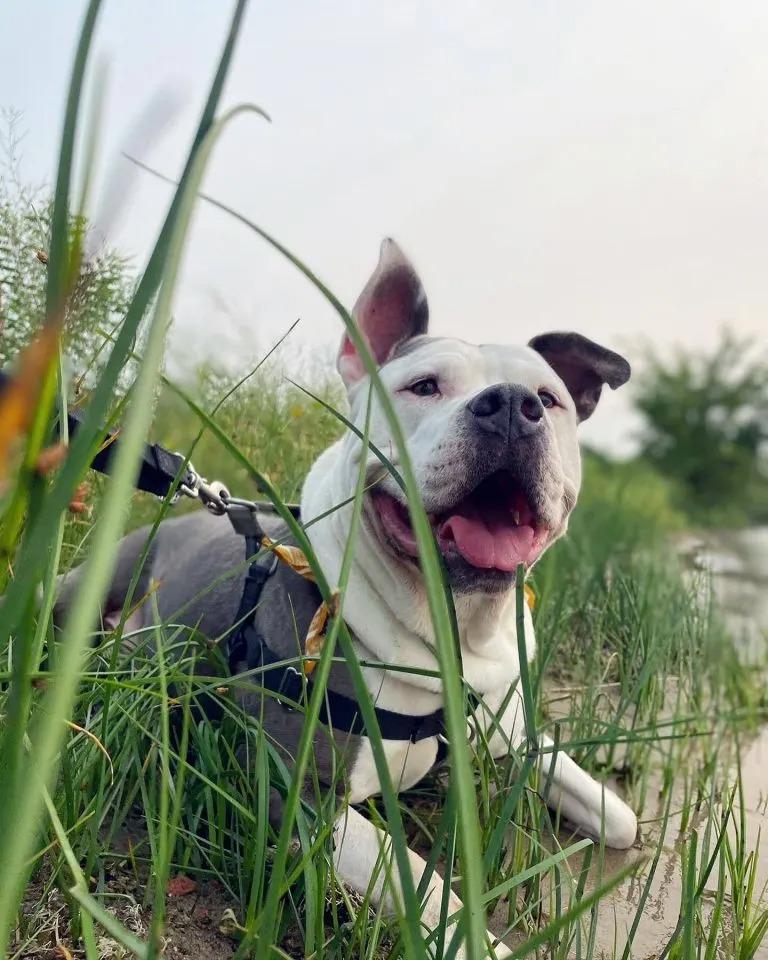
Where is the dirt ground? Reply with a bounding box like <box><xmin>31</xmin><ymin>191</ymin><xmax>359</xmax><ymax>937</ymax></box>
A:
<box><xmin>17</xmin><ymin>873</ymin><xmax>240</xmax><ymax>960</ymax></box>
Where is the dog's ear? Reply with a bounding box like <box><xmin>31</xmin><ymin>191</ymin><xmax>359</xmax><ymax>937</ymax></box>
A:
<box><xmin>338</xmin><ymin>238</ymin><xmax>429</xmax><ymax>386</ymax></box>
<box><xmin>528</xmin><ymin>332</ymin><xmax>631</xmax><ymax>421</ymax></box>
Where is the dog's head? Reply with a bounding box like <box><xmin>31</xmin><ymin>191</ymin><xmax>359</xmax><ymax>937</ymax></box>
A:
<box><xmin>332</xmin><ymin>239</ymin><xmax>630</xmax><ymax>594</ymax></box>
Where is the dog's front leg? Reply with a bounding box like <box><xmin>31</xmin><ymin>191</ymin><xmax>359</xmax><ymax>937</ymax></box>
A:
<box><xmin>332</xmin><ymin>804</ymin><xmax>511</xmax><ymax>959</ymax></box>
<box><xmin>536</xmin><ymin>735</ymin><xmax>637</xmax><ymax>849</ymax></box>
<box><xmin>480</xmin><ymin>687</ymin><xmax>638</xmax><ymax>850</ymax></box>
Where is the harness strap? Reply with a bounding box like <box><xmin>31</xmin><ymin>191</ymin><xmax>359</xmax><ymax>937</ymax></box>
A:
<box><xmin>237</xmin><ymin>624</ymin><xmax>447</xmax><ymax>743</ymax></box>
<box><xmin>226</xmin><ymin>538</ymin><xmax>448</xmax><ymax>751</ymax></box>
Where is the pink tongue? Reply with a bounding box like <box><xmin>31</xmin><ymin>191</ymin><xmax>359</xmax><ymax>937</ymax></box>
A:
<box><xmin>440</xmin><ymin>509</ymin><xmax>536</xmax><ymax>571</ymax></box>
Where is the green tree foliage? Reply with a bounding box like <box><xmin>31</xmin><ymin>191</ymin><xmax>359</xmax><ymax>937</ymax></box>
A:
<box><xmin>635</xmin><ymin>330</ymin><xmax>768</xmax><ymax>526</ymax></box>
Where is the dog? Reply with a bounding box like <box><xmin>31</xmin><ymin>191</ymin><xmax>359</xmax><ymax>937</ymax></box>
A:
<box><xmin>54</xmin><ymin>239</ymin><xmax>637</xmax><ymax>958</ymax></box>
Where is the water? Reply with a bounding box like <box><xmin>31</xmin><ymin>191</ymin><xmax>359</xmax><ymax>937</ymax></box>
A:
<box><xmin>679</xmin><ymin>526</ymin><xmax>768</xmax><ymax>665</ymax></box>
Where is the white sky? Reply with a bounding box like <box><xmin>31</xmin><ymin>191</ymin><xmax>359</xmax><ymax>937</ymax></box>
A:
<box><xmin>2</xmin><ymin>1</ymin><xmax>768</xmax><ymax>455</ymax></box>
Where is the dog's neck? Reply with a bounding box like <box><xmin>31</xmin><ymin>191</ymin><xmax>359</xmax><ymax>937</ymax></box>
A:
<box><xmin>302</xmin><ymin>442</ymin><xmax>535</xmax><ymax>697</ymax></box>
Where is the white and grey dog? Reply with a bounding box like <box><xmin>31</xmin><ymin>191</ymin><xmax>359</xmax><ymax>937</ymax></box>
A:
<box><xmin>56</xmin><ymin>238</ymin><xmax>638</xmax><ymax>957</ymax></box>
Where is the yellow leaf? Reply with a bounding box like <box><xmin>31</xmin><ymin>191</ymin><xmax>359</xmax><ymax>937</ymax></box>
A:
<box><xmin>0</xmin><ymin>325</ymin><xmax>61</xmax><ymax>485</ymax></box>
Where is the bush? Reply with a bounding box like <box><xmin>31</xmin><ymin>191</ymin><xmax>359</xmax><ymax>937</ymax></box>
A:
<box><xmin>0</xmin><ymin>113</ymin><xmax>134</xmax><ymax>376</ymax></box>
<box><xmin>633</xmin><ymin>330</ymin><xmax>768</xmax><ymax>527</ymax></box>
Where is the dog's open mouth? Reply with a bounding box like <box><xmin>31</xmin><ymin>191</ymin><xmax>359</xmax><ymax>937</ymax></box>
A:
<box><xmin>372</xmin><ymin>471</ymin><xmax>549</xmax><ymax>572</ymax></box>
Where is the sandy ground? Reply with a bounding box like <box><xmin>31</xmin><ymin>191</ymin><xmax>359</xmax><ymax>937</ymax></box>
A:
<box><xmin>568</xmin><ymin>527</ymin><xmax>768</xmax><ymax>959</ymax></box>
<box><xmin>560</xmin><ymin>726</ymin><xmax>768</xmax><ymax>960</ymax></box>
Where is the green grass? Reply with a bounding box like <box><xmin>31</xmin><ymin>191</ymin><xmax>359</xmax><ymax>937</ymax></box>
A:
<box><xmin>13</xmin><ymin>377</ymin><xmax>766</xmax><ymax>960</ymax></box>
<box><xmin>2</xmin><ymin>4</ymin><xmax>768</xmax><ymax>959</ymax></box>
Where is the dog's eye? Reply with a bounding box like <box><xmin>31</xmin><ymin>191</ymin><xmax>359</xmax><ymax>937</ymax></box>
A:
<box><xmin>408</xmin><ymin>378</ymin><xmax>440</xmax><ymax>397</ymax></box>
<box><xmin>538</xmin><ymin>389</ymin><xmax>558</xmax><ymax>408</ymax></box>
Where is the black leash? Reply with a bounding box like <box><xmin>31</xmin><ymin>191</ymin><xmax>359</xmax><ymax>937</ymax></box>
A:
<box><xmin>0</xmin><ymin>367</ymin><xmax>228</xmax><ymax>510</ymax></box>
<box><xmin>79</xmin><ymin>405</ymin><xmax>198</xmax><ymax>500</ymax></box>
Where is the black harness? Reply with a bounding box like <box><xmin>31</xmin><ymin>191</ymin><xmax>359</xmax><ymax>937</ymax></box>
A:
<box><xmin>0</xmin><ymin>367</ymin><xmax>452</xmax><ymax>754</ymax></box>
<box><xmin>225</xmin><ymin>525</ymin><xmax>450</xmax><ymax>756</ymax></box>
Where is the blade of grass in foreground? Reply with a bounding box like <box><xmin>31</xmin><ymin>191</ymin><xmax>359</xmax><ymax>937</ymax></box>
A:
<box><xmin>0</xmin><ymin>0</ymin><xmax>251</xmax><ymax>649</ymax></box>
<box><xmin>0</xmin><ymin>0</ymin><xmax>104</xmax><ymax>938</ymax></box>
<box><xmin>252</xmin><ymin>224</ymin><xmax>488</xmax><ymax>960</ymax></box>
<box><xmin>0</xmin><ymin>0</ymin><xmax>106</xmax><ymax>803</ymax></box>
<box><xmin>64</xmin><ymin>105</ymin><xmax>266</xmax><ymax>958</ymax></box>
<box><xmin>169</xmin><ymin>367</ymin><xmax>452</xmax><ymax>959</ymax></box>
<box><xmin>45</xmin><ymin>0</ymin><xmax>103</xmax><ymax>317</ymax></box>
<box><xmin>70</xmin><ymin>321</ymin><xmax>299</xmax><ymax>927</ymax></box>
<box><xmin>287</xmin><ymin>377</ymin><xmax>404</xmax><ymax>491</ymax></box>
<box><xmin>0</xmin><ymin>3</ymin><xmax>253</xmax><ymax>951</ymax></box>
<box><xmin>39</xmin><ymin>782</ymin><xmax>99</xmax><ymax>960</ymax></box>
<box><xmin>506</xmin><ymin>860</ymin><xmax>640</xmax><ymax>959</ymax></box>
<box><xmin>0</xmin><ymin>0</ymin><xmax>104</xmax><ymax>573</ymax></box>
<box><xmin>244</xmin><ymin>392</ymin><xmax>383</xmax><ymax>960</ymax></box>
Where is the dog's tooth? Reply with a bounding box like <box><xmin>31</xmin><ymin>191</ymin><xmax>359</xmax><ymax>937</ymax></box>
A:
<box><xmin>512</xmin><ymin>510</ymin><xmax>521</xmax><ymax>526</ymax></box>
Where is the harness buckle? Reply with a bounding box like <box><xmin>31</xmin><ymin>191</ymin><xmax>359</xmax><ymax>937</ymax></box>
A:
<box><xmin>275</xmin><ymin>665</ymin><xmax>303</xmax><ymax>711</ymax></box>
<box><xmin>227</xmin><ymin>501</ymin><xmax>267</xmax><ymax>539</ymax></box>
<box><xmin>435</xmin><ymin>719</ymin><xmax>476</xmax><ymax>751</ymax></box>
<box><xmin>409</xmin><ymin>709</ymin><xmax>447</xmax><ymax>745</ymax></box>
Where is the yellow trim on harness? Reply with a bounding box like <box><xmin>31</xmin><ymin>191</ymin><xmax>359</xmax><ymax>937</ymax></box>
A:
<box><xmin>262</xmin><ymin>535</ymin><xmax>536</xmax><ymax>676</ymax></box>
<box><xmin>261</xmin><ymin>536</ymin><xmax>325</xmax><ymax>676</ymax></box>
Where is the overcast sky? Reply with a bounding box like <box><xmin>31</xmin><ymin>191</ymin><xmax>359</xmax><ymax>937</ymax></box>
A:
<box><xmin>2</xmin><ymin>1</ymin><xmax>767</xmax><ymax>454</ymax></box>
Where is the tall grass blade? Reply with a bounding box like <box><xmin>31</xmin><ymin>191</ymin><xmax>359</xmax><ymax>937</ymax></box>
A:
<box><xmin>0</xmin><ymin>9</ymin><xmax>254</xmax><ymax>951</ymax></box>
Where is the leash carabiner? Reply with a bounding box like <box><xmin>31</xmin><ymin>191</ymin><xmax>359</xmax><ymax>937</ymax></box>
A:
<box><xmin>175</xmin><ymin>457</ymin><xmax>231</xmax><ymax>516</ymax></box>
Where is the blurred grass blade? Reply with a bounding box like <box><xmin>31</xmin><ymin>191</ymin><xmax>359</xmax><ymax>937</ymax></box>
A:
<box><xmin>287</xmin><ymin>377</ymin><xmax>404</xmax><ymax>491</ymax></box>
<box><xmin>46</xmin><ymin>0</ymin><xmax>103</xmax><ymax>317</ymax></box>
<box><xmin>0</xmin><ymin>101</ymin><xmax>263</xmax><ymax>950</ymax></box>
<box><xmin>39</xmin><ymin>783</ymin><xmax>99</xmax><ymax>959</ymax></box>
<box><xmin>508</xmin><ymin>860</ymin><xmax>640</xmax><ymax>959</ymax></box>
<box><xmin>68</xmin><ymin>887</ymin><xmax>149</xmax><ymax>960</ymax></box>
<box><xmin>0</xmin><ymin>6</ymin><xmax>254</xmax><ymax>950</ymax></box>
<box><xmin>515</xmin><ymin>564</ymin><xmax>537</xmax><ymax>748</ymax></box>
<box><xmin>177</xmin><ymin>386</ymin><xmax>431</xmax><ymax>960</ymax></box>
<box><xmin>0</xmin><ymin>0</ymin><xmax>251</xmax><ymax>650</ymax></box>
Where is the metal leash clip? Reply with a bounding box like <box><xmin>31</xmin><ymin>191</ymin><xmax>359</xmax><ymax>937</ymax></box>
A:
<box><xmin>176</xmin><ymin>459</ymin><xmax>231</xmax><ymax>516</ymax></box>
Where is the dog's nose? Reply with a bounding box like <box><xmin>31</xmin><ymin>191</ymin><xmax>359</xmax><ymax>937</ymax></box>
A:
<box><xmin>467</xmin><ymin>384</ymin><xmax>544</xmax><ymax>437</ymax></box>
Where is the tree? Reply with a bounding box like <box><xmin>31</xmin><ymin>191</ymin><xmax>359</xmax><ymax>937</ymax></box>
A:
<box><xmin>634</xmin><ymin>330</ymin><xmax>768</xmax><ymax>526</ymax></box>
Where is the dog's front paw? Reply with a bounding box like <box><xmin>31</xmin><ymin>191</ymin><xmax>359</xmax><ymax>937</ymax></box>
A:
<box><xmin>602</xmin><ymin>791</ymin><xmax>639</xmax><ymax>849</ymax></box>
